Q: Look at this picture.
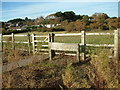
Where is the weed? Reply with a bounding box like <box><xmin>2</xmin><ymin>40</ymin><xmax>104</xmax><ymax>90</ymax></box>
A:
<box><xmin>90</xmin><ymin>50</ymin><xmax>118</xmax><ymax>88</ymax></box>
<box><xmin>62</xmin><ymin>63</ymin><xmax>91</xmax><ymax>88</ymax></box>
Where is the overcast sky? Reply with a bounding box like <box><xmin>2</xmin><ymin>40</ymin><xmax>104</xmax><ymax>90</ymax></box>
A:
<box><xmin>1</xmin><ymin>1</ymin><xmax>119</xmax><ymax>22</ymax></box>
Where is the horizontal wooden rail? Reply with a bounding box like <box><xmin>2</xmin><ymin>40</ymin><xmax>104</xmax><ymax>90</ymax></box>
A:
<box><xmin>34</xmin><ymin>35</ymin><xmax>48</xmax><ymax>38</ymax></box>
<box><xmin>3</xmin><ymin>35</ymin><xmax>12</xmax><ymax>37</ymax></box>
<box><xmin>42</xmin><ymin>44</ymin><xmax>114</xmax><ymax>48</ymax></box>
<box><xmin>42</xmin><ymin>45</ymin><xmax>49</xmax><ymax>47</ymax></box>
<box><xmin>3</xmin><ymin>41</ymin><xmax>28</xmax><ymax>44</ymax></box>
<box><xmin>14</xmin><ymin>35</ymin><xmax>27</xmax><ymax>36</ymax></box>
<box><xmin>3</xmin><ymin>41</ymin><xmax>12</xmax><ymax>43</ymax></box>
<box><xmin>55</xmin><ymin>33</ymin><xmax>81</xmax><ymax>36</ymax></box>
<box><xmin>86</xmin><ymin>33</ymin><xmax>114</xmax><ymax>35</ymax></box>
<box><xmin>34</xmin><ymin>40</ymin><xmax>48</xmax><ymax>42</ymax></box>
<box><xmin>86</xmin><ymin>44</ymin><xmax>114</xmax><ymax>47</ymax></box>
<box><xmin>35</xmin><ymin>49</ymin><xmax>49</xmax><ymax>51</ymax></box>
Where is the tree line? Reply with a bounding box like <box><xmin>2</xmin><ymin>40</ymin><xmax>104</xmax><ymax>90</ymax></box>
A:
<box><xmin>1</xmin><ymin>11</ymin><xmax>120</xmax><ymax>32</ymax></box>
<box><xmin>35</xmin><ymin>11</ymin><xmax>120</xmax><ymax>31</ymax></box>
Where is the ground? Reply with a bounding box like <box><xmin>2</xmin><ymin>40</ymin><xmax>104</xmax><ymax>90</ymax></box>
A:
<box><xmin>2</xmin><ymin>52</ymin><xmax>119</xmax><ymax>88</ymax></box>
<box><xmin>2</xmin><ymin>30</ymin><xmax>118</xmax><ymax>89</ymax></box>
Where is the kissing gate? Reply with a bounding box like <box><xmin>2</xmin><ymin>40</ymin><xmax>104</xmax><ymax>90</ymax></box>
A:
<box><xmin>48</xmin><ymin>29</ymin><xmax>120</xmax><ymax>61</ymax></box>
<box><xmin>1</xmin><ymin>29</ymin><xmax>120</xmax><ymax>61</ymax></box>
<box><xmin>48</xmin><ymin>31</ymin><xmax>86</xmax><ymax>62</ymax></box>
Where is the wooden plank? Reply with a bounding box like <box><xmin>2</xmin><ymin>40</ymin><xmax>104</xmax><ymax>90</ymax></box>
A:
<box><xmin>14</xmin><ymin>35</ymin><xmax>27</xmax><ymax>36</ymax></box>
<box><xmin>34</xmin><ymin>40</ymin><xmax>48</xmax><ymax>42</ymax></box>
<box><xmin>48</xmin><ymin>34</ymin><xmax>51</xmax><ymax>42</ymax></box>
<box><xmin>55</xmin><ymin>33</ymin><xmax>81</xmax><ymax>36</ymax></box>
<box><xmin>3</xmin><ymin>41</ymin><xmax>12</xmax><ymax>42</ymax></box>
<box><xmin>86</xmin><ymin>33</ymin><xmax>114</xmax><ymax>35</ymax></box>
<box><xmin>15</xmin><ymin>41</ymin><xmax>28</xmax><ymax>43</ymax></box>
<box><xmin>27</xmin><ymin>33</ymin><xmax>31</xmax><ymax>54</ymax></box>
<box><xmin>3</xmin><ymin>35</ymin><xmax>12</xmax><ymax>37</ymax></box>
<box><xmin>42</xmin><ymin>45</ymin><xmax>48</xmax><ymax>47</ymax></box>
<box><xmin>12</xmin><ymin>33</ymin><xmax>15</xmax><ymax>50</ymax></box>
<box><xmin>34</xmin><ymin>35</ymin><xmax>48</xmax><ymax>37</ymax></box>
<box><xmin>76</xmin><ymin>44</ymin><xmax>80</xmax><ymax>62</ymax></box>
<box><xmin>81</xmin><ymin>31</ymin><xmax>86</xmax><ymax>61</ymax></box>
<box><xmin>32</xmin><ymin>34</ymin><xmax>35</xmax><ymax>54</ymax></box>
<box><xmin>49</xmin><ymin>33</ymin><xmax>55</xmax><ymax>60</ymax></box>
<box><xmin>86</xmin><ymin>44</ymin><xmax>114</xmax><ymax>47</ymax></box>
<box><xmin>114</xmin><ymin>29</ymin><xmax>120</xmax><ymax>60</ymax></box>
<box><xmin>0</xmin><ymin>34</ymin><xmax>3</xmax><ymax>51</ymax></box>
<box><xmin>49</xmin><ymin>42</ymin><xmax>79</xmax><ymax>51</ymax></box>
<box><xmin>3</xmin><ymin>41</ymin><xmax>28</xmax><ymax>43</ymax></box>
<box><xmin>51</xmin><ymin>33</ymin><xmax>55</xmax><ymax>42</ymax></box>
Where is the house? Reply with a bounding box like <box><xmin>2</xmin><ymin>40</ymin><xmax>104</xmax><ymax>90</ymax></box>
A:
<box><xmin>44</xmin><ymin>24</ymin><xmax>61</xmax><ymax>28</ymax></box>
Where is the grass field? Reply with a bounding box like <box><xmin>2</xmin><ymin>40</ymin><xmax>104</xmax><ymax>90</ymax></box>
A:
<box><xmin>3</xmin><ymin>30</ymin><xmax>114</xmax><ymax>43</ymax></box>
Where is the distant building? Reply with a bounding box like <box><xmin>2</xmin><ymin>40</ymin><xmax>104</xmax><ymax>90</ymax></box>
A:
<box><xmin>44</xmin><ymin>24</ymin><xmax>61</xmax><ymax>28</ymax></box>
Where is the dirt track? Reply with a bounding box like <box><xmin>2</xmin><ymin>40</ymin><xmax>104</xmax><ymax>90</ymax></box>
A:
<box><xmin>2</xmin><ymin>55</ymin><xmax>78</xmax><ymax>88</ymax></box>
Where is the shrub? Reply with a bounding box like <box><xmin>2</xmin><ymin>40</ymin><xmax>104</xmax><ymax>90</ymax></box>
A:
<box><xmin>90</xmin><ymin>50</ymin><xmax>118</xmax><ymax>88</ymax></box>
<box><xmin>62</xmin><ymin>63</ymin><xmax>91</xmax><ymax>88</ymax></box>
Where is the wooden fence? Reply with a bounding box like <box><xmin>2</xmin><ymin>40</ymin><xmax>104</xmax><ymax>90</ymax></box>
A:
<box><xmin>2</xmin><ymin>29</ymin><xmax>120</xmax><ymax>60</ymax></box>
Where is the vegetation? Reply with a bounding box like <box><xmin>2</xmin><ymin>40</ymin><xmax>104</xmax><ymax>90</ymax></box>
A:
<box><xmin>1</xmin><ymin>11</ymin><xmax>119</xmax><ymax>89</ymax></box>
<box><xmin>2</xmin><ymin>29</ymin><xmax>31</xmax><ymax>35</ymax></box>
<box><xmin>1</xmin><ymin>11</ymin><xmax>119</xmax><ymax>34</ymax></box>
<box><xmin>2</xmin><ymin>49</ymin><xmax>118</xmax><ymax>88</ymax></box>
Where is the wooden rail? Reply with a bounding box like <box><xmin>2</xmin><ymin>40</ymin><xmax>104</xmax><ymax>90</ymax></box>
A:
<box><xmin>49</xmin><ymin>42</ymin><xmax>80</xmax><ymax>61</ymax></box>
<box><xmin>2</xmin><ymin>29</ymin><xmax>120</xmax><ymax>60</ymax></box>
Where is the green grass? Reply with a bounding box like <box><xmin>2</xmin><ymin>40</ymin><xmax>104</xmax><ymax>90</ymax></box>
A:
<box><xmin>3</xmin><ymin>30</ymin><xmax>114</xmax><ymax>44</ymax></box>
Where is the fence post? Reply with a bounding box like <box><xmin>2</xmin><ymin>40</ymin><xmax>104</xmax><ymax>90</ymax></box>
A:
<box><xmin>51</xmin><ymin>33</ymin><xmax>55</xmax><ymax>42</ymax></box>
<box><xmin>76</xmin><ymin>44</ymin><xmax>80</xmax><ymax>62</ymax></box>
<box><xmin>81</xmin><ymin>31</ymin><xmax>86</xmax><ymax>61</ymax></box>
<box><xmin>32</xmin><ymin>34</ymin><xmax>35</xmax><ymax>54</ymax></box>
<box><xmin>48</xmin><ymin>34</ymin><xmax>52</xmax><ymax>60</ymax></box>
<box><xmin>114</xmin><ymin>29</ymin><xmax>120</xmax><ymax>60</ymax></box>
<box><xmin>27</xmin><ymin>33</ymin><xmax>31</xmax><ymax>54</ymax></box>
<box><xmin>49</xmin><ymin>33</ymin><xmax>55</xmax><ymax>60</ymax></box>
<box><xmin>0</xmin><ymin>34</ymin><xmax>3</xmax><ymax>52</ymax></box>
<box><xmin>12</xmin><ymin>33</ymin><xmax>15</xmax><ymax>50</ymax></box>
<box><xmin>48</xmin><ymin>34</ymin><xmax>51</xmax><ymax>42</ymax></box>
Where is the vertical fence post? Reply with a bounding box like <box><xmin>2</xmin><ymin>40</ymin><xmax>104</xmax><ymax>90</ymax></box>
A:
<box><xmin>76</xmin><ymin>44</ymin><xmax>80</xmax><ymax>62</ymax></box>
<box><xmin>49</xmin><ymin>33</ymin><xmax>55</xmax><ymax>60</ymax></box>
<box><xmin>0</xmin><ymin>34</ymin><xmax>3</xmax><ymax>52</ymax></box>
<box><xmin>32</xmin><ymin>34</ymin><xmax>35</xmax><ymax>54</ymax></box>
<box><xmin>48</xmin><ymin>34</ymin><xmax>52</xmax><ymax>60</ymax></box>
<box><xmin>27</xmin><ymin>33</ymin><xmax>31</xmax><ymax>54</ymax></box>
<box><xmin>51</xmin><ymin>33</ymin><xmax>55</xmax><ymax>58</ymax></box>
<box><xmin>114</xmin><ymin>29</ymin><xmax>120</xmax><ymax>60</ymax></box>
<box><xmin>81</xmin><ymin>31</ymin><xmax>86</xmax><ymax>61</ymax></box>
<box><xmin>12</xmin><ymin>33</ymin><xmax>15</xmax><ymax>50</ymax></box>
<box><xmin>51</xmin><ymin>33</ymin><xmax>55</xmax><ymax>42</ymax></box>
<box><xmin>48</xmin><ymin>34</ymin><xmax>51</xmax><ymax>42</ymax></box>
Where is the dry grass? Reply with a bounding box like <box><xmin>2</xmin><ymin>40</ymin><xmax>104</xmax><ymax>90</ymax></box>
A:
<box><xmin>2</xmin><ymin>47</ymin><xmax>118</xmax><ymax>89</ymax></box>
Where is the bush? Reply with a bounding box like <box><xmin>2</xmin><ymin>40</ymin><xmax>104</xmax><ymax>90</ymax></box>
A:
<box><xmin>37</xmin><ymin>27</ymin><xmax>65</xmax><ymax>32</ymax></box>
<box><xmin>90</xmin><ymin>50</ymin><xmax>118</xmax><ymax>88</ymax></box>
<box><xmin>62</xmin><ymin>63</ymin><xmax>91</xmax><ymax>88</ymax></box>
